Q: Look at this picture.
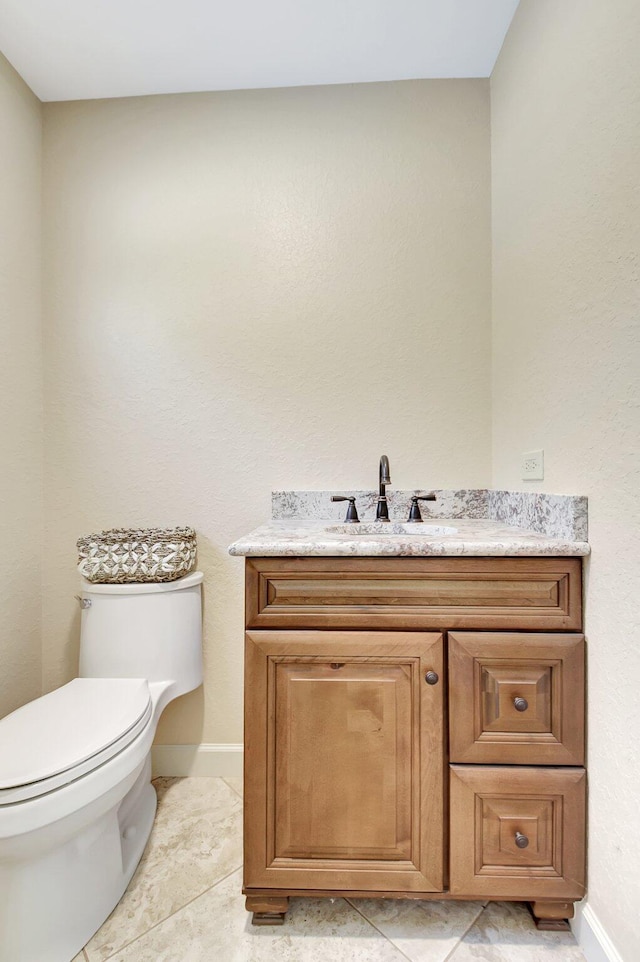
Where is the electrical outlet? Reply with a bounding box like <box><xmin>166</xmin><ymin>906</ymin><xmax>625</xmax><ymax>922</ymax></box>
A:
<box><xmin>521</xmin><ymin>450</ymin><xmax>544</xmax><ymax>481</ymax></box>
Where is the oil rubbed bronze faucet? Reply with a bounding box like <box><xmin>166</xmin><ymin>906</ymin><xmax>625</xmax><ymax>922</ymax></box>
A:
<box><xmin>376</xmin><ymin>455</ymin><xmax>392</xmax><ymax>521</ymax></box>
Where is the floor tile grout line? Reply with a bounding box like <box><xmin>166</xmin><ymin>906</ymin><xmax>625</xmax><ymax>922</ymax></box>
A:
<box><xmin>96</xmin><ymin>863</ymin><xmax>243</xmax><ymax>962</ymax></box>
<box><xmin>345</xmin><ymin>899</ymin><xmax>415</xmax><ymax>962</ymax></box>
<box><xmin>221</xmin><ymin>776</ymin><xmax>243</xmax><ymax>799</ymax></box>
<box><xmin>440</xmin><ymin>901</ymin><xmax>489</xmax><ymax>962</ymax></box>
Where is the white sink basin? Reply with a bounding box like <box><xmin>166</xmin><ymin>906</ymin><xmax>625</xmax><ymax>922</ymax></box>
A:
<box><xmin>326</xmin><ymin>522</ymin><xmax>458</xmax><ymax>537</ymax></box>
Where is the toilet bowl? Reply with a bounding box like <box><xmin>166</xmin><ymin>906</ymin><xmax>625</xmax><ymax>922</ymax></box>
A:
<box><xmin>0</xmin><ymin>571</ymin><xmax>203</xmax><ymax>962</ymax></box>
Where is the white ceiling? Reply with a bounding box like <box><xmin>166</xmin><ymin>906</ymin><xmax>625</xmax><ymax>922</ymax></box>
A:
<box><xmin>0</xmin><ymin>0</ymin><xmax>520</xmax><ymax>103</ymax></box>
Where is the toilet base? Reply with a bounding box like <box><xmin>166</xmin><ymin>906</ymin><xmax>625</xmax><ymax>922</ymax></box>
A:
<box><xmin>0</xmin><ymin>754</ymin><xmax>157</xmax><ymax>962</ymax></box>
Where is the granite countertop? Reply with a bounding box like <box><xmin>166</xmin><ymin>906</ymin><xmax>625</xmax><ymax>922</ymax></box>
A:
<box><xmin>229</xmin><ymin>488</ymin><xmax>589</xmax><ymax>557</ymax></box>
<box><xmin>228</xmin><ymin>517</ymin><xmax>590</xmax><ymax>557</ymax></box>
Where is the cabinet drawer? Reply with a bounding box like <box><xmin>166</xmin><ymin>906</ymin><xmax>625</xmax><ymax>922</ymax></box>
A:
<box><xmin>246</xmin><ymin>557</ymin><xmax>582</xmax><ymax>631</ymax></box>
<box><xmin>449</xmin><ymin>633</ymin><xmax>584</xmax><ymax>765</ymax></box>
<box><xmin>450</xmin><ymin>766</ymin><xmax>586</xmax><ymax>900</ymax></box>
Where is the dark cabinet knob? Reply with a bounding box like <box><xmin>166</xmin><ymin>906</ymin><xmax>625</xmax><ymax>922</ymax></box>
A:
<box><xmin>514</xmin><ymin>697</ymin><xmax>529</xmax><ymax>712</ymax></box>
<box><xmin>515</xmin><ymin>831</ymin><xmax>529</xmax><ymax>849</ymax></box>
<box><xmin>425</xmin><ymin>671</ymin><xmax>439</xmax><ymax>685</ymax></box>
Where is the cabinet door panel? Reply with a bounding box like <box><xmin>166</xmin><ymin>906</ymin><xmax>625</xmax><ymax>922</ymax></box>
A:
<box><xmin>245</xmin><ymin>630</ymin><xmax>444</xmax><ymax>893</ymax></box>
<box><xmin>275</xmin><ymin>661</ymin><xmax>413</xmax><ymax>860</ymax></box>
<box><xmin>449</xmin><ymin>633</ymin><xmax>584</xmax><ymax>765</ymax></box>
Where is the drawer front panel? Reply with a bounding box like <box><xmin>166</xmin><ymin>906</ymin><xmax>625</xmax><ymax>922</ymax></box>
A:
<box><xmin>449</xmin><ymin>633</ymin><xmax>585</xmax><ymax>765</ymax></box>
<box><xmin>450</xmin><ymin>766</ymin><xmax>586</xmax><ymax>899</ymax></box>
<box><xmin>246</xmin><ymin>558</ymin><xmax>582</xmax><ymax>631</ymax></box>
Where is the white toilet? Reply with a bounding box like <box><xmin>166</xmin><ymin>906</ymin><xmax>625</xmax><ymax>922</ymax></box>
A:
<box><xmin>0</xmin><ymin>570</ymin><xmax>203</xmax><ymax>962</ymax></box>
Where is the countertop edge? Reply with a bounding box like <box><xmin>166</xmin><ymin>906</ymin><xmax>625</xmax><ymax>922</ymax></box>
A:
<box><xmin>228</xmin><ymin>518</ymin><xmax>591</xmax><ymax>558</ymax></box>
<box><xmin>228</xmin><ymin>540</ymin><xmax>591</xmax><ymax>557</ymax></box>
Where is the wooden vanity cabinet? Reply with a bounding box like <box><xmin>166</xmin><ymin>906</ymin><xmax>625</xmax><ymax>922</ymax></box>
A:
<box><xmin>243</xmin><ymin>556</ymin><xmax>586</xmax><ymax>930</ymax></box>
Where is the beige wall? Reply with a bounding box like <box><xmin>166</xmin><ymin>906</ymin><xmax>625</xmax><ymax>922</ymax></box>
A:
<box><xmin>492</xmin><ymin>2</ymin><xmax>640</xmax><ymax>959</ymax></box>
<box><xmin>42</xmin><ymin>80</ymin><xmax>492</xmax><ymax>745</ymax></box>
<box><xmin>0</xmin><ymin>54</ymin><xmax>42</xmax><ymax>718</ymax></box>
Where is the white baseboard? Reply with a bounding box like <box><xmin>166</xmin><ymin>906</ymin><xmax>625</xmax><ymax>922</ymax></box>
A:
<box><xmin>151</xmin><ymin>743</ymin><xmax>243</xmax><ymax>778</ymax></box>
<box><xmin>572</xmin><ymin>902</ymin><xmax>623</xmax><ymax>962</ymax></box>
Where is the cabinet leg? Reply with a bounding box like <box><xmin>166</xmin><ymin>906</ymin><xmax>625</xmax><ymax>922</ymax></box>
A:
<box><xmin>529</xmin><ymin>901</ymin><xmax>574</xmax><ymax>931</ymax></box>
<box><xmin>245</xmin><ymin>896</ymin><xmax>290</xmax><ymax>926</ymax></box>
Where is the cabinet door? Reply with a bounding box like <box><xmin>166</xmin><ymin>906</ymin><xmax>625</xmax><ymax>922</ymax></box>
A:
<box><xmin>245</xmin><ymin>630</ymin><xmax>444</xmax><ymax>893</ymax></box>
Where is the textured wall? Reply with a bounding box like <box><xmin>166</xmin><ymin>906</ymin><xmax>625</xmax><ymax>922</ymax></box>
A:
<box><xmin>491</xmin><ymin>2</ymin><xmax>640</xmax><ymax>958</ymax></box>
<box><xmin>0</xmin><ymin>54</ymin><xmax>42</xmax><ymax>718</ymax></box>
<box><xmin>42</xmin><ymin>79</ymin><xmax>492</xmax><ymax>745</ymax></box>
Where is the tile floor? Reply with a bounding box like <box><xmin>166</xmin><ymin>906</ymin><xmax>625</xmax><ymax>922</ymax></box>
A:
<box><xmin>72</xmin><ymin>777</ymin><xmax>587</xmax><ymax>962</ymax></box>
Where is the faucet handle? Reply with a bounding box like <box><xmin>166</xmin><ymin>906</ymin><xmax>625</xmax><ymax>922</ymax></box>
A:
<box><xmin>407</xmin><ymin>493</ymin><xmax>437</xmax><ymax>523</ymax></box>
<box><xmin>331</xmin><ymin>495</ymin><xmax>360</xmax><ymax>523</ymax></box>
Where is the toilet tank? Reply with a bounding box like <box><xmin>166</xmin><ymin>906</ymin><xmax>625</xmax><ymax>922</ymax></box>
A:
<box><xmin>78</xmin><ymin>571</ymin><xmax>203</xmax><ymax>697</ymax></box>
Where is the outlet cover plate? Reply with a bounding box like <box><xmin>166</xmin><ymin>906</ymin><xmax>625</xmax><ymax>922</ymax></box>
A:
<box><xmin>521</xmin><ymin>449</ymin><xmax>544</xmax><ymax>481</ymax></box>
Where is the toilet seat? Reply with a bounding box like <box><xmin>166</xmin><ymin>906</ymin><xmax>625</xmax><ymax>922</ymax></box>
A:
<box><xmin>0</xmin><ymin>678</ymin><xmax>152</xmax><ymax>804</ymax></box>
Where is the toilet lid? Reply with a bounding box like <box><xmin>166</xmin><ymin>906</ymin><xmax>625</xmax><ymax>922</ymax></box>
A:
<box><xmin>0</xmin><ymin>678</ymin><xmax>151</xmax><ymax>801</ymax></box>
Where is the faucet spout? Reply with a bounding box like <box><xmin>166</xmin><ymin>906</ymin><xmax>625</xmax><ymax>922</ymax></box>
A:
<box><xmin>376</xmin><ymin>455</ymin><xmax>392</xmax><ymax>521</ymax></box>
<box><xmin>379</xmin><ymin>455</ymin><xmax>391</xmax><ymax>491</ymax></box>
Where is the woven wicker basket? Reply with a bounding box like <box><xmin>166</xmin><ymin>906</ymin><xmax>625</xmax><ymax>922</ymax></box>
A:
<box><xmin>77</xmin><ymin>527</ymin><xmax>197</xmax><ymax>584</ymax></box>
